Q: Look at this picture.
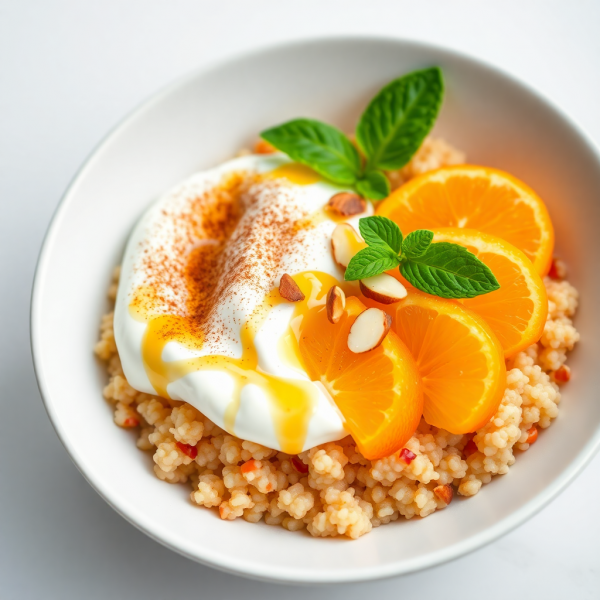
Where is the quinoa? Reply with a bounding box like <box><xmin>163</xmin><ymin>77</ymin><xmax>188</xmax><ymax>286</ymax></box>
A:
<box><xmin>96</xmin><ymin>140</ymin><xmax>579</xmax><ymax>539</ymax></box>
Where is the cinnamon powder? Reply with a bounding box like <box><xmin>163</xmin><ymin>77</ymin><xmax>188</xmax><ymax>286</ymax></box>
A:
<box><xmin>130</xmin><ymin>170</ymin><xmax>313</xmax><ymax>353</ymax></box>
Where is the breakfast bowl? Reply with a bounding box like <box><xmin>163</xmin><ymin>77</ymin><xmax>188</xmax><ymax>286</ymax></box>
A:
<box><xmin>31</xmin><ymin>36</ymin><xmax>600</xmax><ymax>584</ymax></box>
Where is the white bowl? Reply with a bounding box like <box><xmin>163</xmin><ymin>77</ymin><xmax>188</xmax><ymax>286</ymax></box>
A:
<box><xmin>31</xmin><ymin>37</ymin><xmax>600</xmax><ymax>584</ymax></box>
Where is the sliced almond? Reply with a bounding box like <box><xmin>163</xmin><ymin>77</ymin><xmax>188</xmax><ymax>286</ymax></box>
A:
<box><xmin>359</xmin><ymin>273</ymin><xmax>407</xmax><ymax>304</ymax></box>
<box><xmin>327</xmin><ymin>192</ymin><xmax>366</xmax><ymax>217</ymax></box>
<box><xmin>331</xmin><ymin>223</ymin><xmax>367</xmax><ymax>269</ymax></box>
<box><xmin>347</xmin><ymin>307</ymin><xmax>392</xmax><ymax>353</ymax></box>
<box><xmin>326</xmin><ymin>286</ymin><xmax>346</xmax><ymax>324</ymax></box>
<box><xmin>279</xmin><ymin>274</ymin><xmax>305</xmax><ymax>302</ymax></box>
<box><xmin>433</xmin><ymin>484</ymin><xmax>454</xmax><ymax>505</ymax></box>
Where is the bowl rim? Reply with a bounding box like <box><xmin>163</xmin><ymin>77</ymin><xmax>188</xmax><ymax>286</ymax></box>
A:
<box><xmin>30</xmin><ymin>34</ymin><xmax>600</xmax><ymax>584</ymax></box>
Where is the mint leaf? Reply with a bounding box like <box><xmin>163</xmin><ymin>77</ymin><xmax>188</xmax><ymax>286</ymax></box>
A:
<box><xmin>355</xmin><ymin>171</ymin><xmax>390</xmax><ymax>201</ymax></box>
<box><xmin>400</xmin><ymin>242</ymin><xmax>500</xmax><ymax>299</ymax></box>
<box><xmin>261</xmin><ymin>119</ymin><xmax>361</xmax><ymax>185</ymax></box>
<box><xmin>356</xmin><ymin>67</ymin><xmax>444</xmax><ymax>171</ymax></box>
<box><xmin>403</xmin><ymin>229</ymin><xmax>434</xmax><ymax>259</ymax></box>
<box><xmin>358</xmin><ymin>216</ymin><xmax>403</xmax><ymax>254</ymax></box>
<box><xmin>345</xmin><ymin>247</ymin><xmax>401</xmax><ymax>281</ymax></box>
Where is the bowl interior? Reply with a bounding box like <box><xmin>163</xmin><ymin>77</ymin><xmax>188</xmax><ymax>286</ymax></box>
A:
<box><xmin>32</xmin><ymin>37</ymin><xmax>600</xmax><ymax>584</ymax></box>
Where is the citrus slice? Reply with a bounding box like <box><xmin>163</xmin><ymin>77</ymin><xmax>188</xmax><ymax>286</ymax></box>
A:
<box><xmin>298</xmin><ymin>296</ymin><xmax>423</xmax><ymax>460</ymax></box>
<box><xmin>431</xmin><ymin>228</ymin><xmax>548</xmax><ymax>358</ymax></box>
<box><xmin>366</xmin><ymin>289</ymin><xmax>506</xmax><ymax>434</ymax></box>
<box><xmin>377</xmin><ymin>165</ymin><xmax>555</xmax><ymax>275</ymax></box>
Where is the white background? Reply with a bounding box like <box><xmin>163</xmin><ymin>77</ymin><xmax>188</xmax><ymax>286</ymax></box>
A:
<box><xmin>1</xmin><ymin>1</ymin><xmax>599</xmax><ymax>598</ymax></box>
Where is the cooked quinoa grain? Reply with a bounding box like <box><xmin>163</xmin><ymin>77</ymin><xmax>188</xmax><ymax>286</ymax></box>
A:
<box><xmin>96</xmin><ymin>144</ymin><xmax>579</xmax><ymax>540</ymax></box>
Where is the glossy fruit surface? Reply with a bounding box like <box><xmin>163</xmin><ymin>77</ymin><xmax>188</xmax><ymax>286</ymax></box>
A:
<box><xmin>432</xmin><ymin>228</ymin><xmax>548</xmax><ymax>357</ymax></box>
<box><xmin>298</xmin><ymin>296</ymin><xmax>423</xmax><ymax>459</ymax></box>
<box><xmin>377</xmin><ymin>165</ymin><xmax>554</xmax><ymax>275</ymax></box>
<box><xmin>375</xmin><ymin>289</ymin><xmax>506</xmax><ymax>434</ymax></box>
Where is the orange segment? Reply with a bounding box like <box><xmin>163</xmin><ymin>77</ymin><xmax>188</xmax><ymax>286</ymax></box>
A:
<box><xmin>367</xmin><ymin>289</ymin><xmax>506</xmax><ymax>434</ymax></box>
<box><xmin>298</xmin><ymin>296</ymin><xmax>423</xmax><ymax>460</ymax></box>
<box><xmin>377</xmin><ymin>165</ymin><xmax>555</xmax><ymax>275</ymax></box>
<box><xmin>432</xmin><ymin>228</ymin><xmax>548</xmax><ymax>358</ymax></box>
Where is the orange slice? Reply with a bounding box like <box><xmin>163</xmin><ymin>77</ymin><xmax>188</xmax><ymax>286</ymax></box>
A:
<box><xmin>377</xmin><ymin>165</ymin><xmax>554</xmax><ymax>275</ymax></box>
<box><xmin>298</xmin><ymin>296</ymin><xmax>423</xmax><ymax>460</ymax></box>
<box><xmin>363</xmin><ymin>289</ymin><xmax>506</xmax><ymax>434</ymax></box>
<box><xmin>431</xmin><ymin>228</ymin><xmax>548</xmax><ymax>358</ymax></box>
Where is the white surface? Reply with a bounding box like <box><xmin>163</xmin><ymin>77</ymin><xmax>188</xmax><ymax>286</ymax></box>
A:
<box><xmin>2</xmin><ymin>0</ymin><xmax>600</xmax><ymax>597</ymax></box>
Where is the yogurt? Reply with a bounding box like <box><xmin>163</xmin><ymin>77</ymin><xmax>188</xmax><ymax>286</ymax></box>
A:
<box><xmin>114</xmin><ymin>153</ymin><xmax>370</xmax><ymax>453</ymax></box>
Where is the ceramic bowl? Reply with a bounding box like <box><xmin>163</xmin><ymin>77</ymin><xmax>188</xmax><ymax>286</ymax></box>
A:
<box><xmin>31</xmin><ymin>37</ymin><xmax>600</xmax><ymax>584</ymax></box>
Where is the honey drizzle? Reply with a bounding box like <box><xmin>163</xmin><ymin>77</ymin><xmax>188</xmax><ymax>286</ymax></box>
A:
<box><xmin>128</xmin><ymin>161</ymin><xmax>357</xmax><ymax>453</ymax></box>
<box><xmin>133</xmin><ymin>271</ymin><xmax>344</xmax><ymax>454</ymax></box>
<box><xmin>265</xmin><ymin>163</ymin><xmax>322</xmax><ymax>185</ymax></box>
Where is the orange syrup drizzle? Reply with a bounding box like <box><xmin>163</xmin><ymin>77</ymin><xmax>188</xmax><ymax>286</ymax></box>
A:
<box><xmin>265</xmin><ymin>163</ymin><xmax>322</xmax><ymax>186</ymax></box>
<box><xmin>130</xmin><ymin>271</ymin><xmax>353</xmax><ymax>454</ymax></box>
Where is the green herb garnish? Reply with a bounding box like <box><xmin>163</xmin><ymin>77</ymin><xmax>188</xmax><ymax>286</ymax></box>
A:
<box><xmin>260</xmin><ymin>68</ymin><xmax>499</xmax><ymax>300</ymax></box>
<box><xmin>356</xmin><ymin>68</ymin><xmax>444</xmax><ymax>172</ymax></box>
<box><xmin>260</xmin><ymin>67</ymin><xmax>444</xmax><ymax>200</ymax></box>
<box><xmin>259</xmin><ymin>119</ymin><xmax>361</xmax><ymax>185</ymax></box>
<box><xmin>345</xmin><ymin>216</ymin><xmax>500</xmax><ymax>299</ymax></box>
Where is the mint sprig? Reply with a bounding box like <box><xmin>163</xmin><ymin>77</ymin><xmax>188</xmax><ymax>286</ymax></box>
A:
<box><xmin>356</xmin><ymin>67</ymin><xmax>444</xmax><ymax>171</ymax></box>
<box><xmin>260</xmin><ymin>119</ymin><xmax>361</xmax><ymax>185</ymax></box>
<box><xmin>403</xmin><ymin>229</ymin><xmax>434</xmax><ymax>259</ymax></box>
<box><xmin>259</xmin><ymin>68</ymin><xmax>444</xmax><ymax>201</ymax></box>
<box><xmin>355</xmin><ymin>170</ymin><xmax>390</xmax><ymax>200</ymax></box>
<box><xmin>400</xmin><ymin>243</ymin><xmax>500</xmax><ymax>299</ymax></box>
<box><xmin>345</xmin><ymin>217</ymin><xmax>500</xmax><ymax>300</ymax></box>
<box><xmin>343</xmin><ymin>247</ymin><xmax>401</xmax><ymax>280</ymax></box>
<box><xmin>358</xmin><ymin>215</ymin><xmax>402</xmax><ymax>253</ymax></box>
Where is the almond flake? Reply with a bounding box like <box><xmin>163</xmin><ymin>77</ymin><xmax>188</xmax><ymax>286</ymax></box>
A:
<box><xmin>279</xmin><ymin>274</ymin><xmax>305</xmax><ymax>302</ymax></box>
<box><xmin>433</xmin><ymin>484</ymin><xmax>453</xmax><ymax>505</ymax></box>
<box><xmin>347</xmin><ymin>307</ymin><xmax>392</xmax><ymax>353</ymax></box>
<box><xmin>360</xmin><ymin>273</ymin><xmax>407</xmax><ymax>304</ymax></box>
<box><xmin>327</xmin><ymin>192</ymin><xmax>366</xmax><ymax>217</ymax></box>
<box><xmin>326</xmin><ymin>286</ymin><xmax>346</xmax><ymax>324</ymax></box>
<box><xmin>331</xmin><ymin>223</ymin><xmax>366</xmax><ymax>269</ymax></box>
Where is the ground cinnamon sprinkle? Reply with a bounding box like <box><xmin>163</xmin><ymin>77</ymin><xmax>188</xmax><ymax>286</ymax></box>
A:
<box><xmin>130</xmin><ymin>169</ymin><xmax>314</xmax><ymax>353</ymax></box>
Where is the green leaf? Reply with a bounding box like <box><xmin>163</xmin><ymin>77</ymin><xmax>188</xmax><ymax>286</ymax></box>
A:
<box><xmin>345</xmin><ymin>247</ymin><xmax>401</xmax><ymax>281</ymax></box>
<box><xmin>402</xmin><ymin>229</ymin><xmax>434</xmax><ymax>259</ymax></box>
<box><xmin>358</xmin><ymin>216</ymin><xmax>403</xmax><ymax>254</ymax></box>
<box><xmin>400</xmin><ymin>242</ymin><xmax>500</xmax><ymax>299</ymax></box>
<box><xmin>355</xmin><ymin>170</ymin><xmax>390</xmax><ymax>201</ymax></box>
<box><xmin>261</xmin><ymin>118</ymin><xmax>361</xmax><ymax>185</ymax></box>
<box><xmin>356</xmin><ymin>67</ymin><xmax>444</xmax><ymax>171</ymax></box>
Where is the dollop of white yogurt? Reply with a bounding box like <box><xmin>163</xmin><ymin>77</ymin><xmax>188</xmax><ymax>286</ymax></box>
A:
<box><xmin>114</xmin><ymin>153</ymin><xmax>370</xmax><ymax>453</ymax></box>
